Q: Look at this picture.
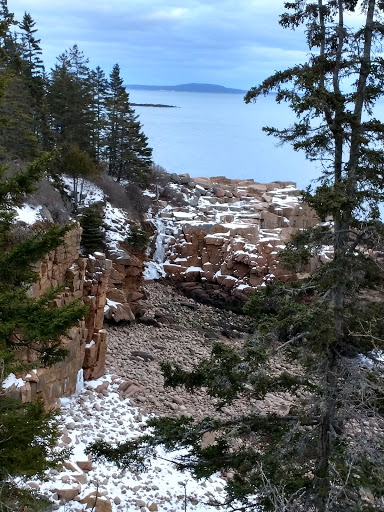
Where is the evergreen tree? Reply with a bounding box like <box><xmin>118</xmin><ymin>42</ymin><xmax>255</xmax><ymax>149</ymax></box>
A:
<box><xmin>79</xmin><ymin>202</ymin><xmax>105</xmax><ymax>255</ymax></box>
<box><xmin>0</xmin><ymin>0</ymin><xmax>16</xmax><ymax>61</ymax></box>
<box><xmin>89</xmin><ymin>2</ymin><xmax>384</xmax><ymax>511</ymax></box>
<box><xmin>0</xmin><ymin>71</ymin><xmax>39</xmax><ymax>161</ymax></box>
<box><xmin>89</xmin><ymin>65</ymin><xmax>108</xmax><ymax>161</ymax></box>
<box><xmin>48</xmin><ymin>45</ymin><xmax>94</xmax><ymax>153</ymax></box>
<box><xmin>0</xmin><ymin>4</ymin><xmax>40</xmax><ymax>161</ymax></box>
<box><xmin>106</xmin><ymin>63</ymin><xmax>152</xmax><ymax>185</ymax></box>
<box><xmin>0</xmin><ymin>155</ymin><xmax>87</xmax><ymax>371</ymax></box>
<box><xmin>19</xmin><ymin>12</ymin><xmax>43</xmax><ymax>76</ymax></box>
<box><xmin>0</xmin><ymin>397</ymin><xmax>66</xmax><ymax>511</ymax></box>
<box><xmin>18</xmin><ymin>12</ymin><xmax>52</xmax><ymax>151</ymax></box>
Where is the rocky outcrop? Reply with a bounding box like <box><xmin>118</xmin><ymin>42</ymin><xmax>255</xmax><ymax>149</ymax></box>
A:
<box><xmin>148</xmin><ymin>176</ymin><xmax>320</xmax><ymax>308</ymax></box>
<box><xmin>82</xmin><ymin>253</ymin><xmax>111</xmax><ymax>380</ymax></box>
<box><xmin>3</xmin><ymin>226</ymin><xmax>112</xmax><ymax>406</ymax></box>
<box><xmin>104</xmin><ymin>245</ymin><xmax>146</xmax><ymax>322</ymax></box>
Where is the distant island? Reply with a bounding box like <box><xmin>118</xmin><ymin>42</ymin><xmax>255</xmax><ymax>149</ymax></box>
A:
<box><xmin>130</xmin><ymin>103</ymin><xmax>178</xmax><ymax>108</ymax></box>
<box><xmin>125</xmin><ymin>83</ymin><xmax>247</xmax><ymax>94</ymax></box>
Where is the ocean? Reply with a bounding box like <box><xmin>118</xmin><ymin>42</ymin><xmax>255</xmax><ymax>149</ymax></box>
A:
<box><xmin>127</xmin><ymin>89</ymin><xmax>319</xmax><ymax>190</ymax></box>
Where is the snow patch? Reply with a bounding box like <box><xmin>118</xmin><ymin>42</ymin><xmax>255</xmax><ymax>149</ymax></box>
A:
<box><xmin>2</xmin><ymin>373</ymin><xmax>26</xmax><ymax>389</ymax></box>
<box><xmin>14</xmin><ymin>204</ymin><xmax>42</xmax><ymax>224</ymax></box>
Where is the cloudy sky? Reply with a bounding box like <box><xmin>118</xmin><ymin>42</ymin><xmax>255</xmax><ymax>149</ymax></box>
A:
<box><xmin>7</xmin><ymin>0</ymin><xmax>312</xmax><ymax>89</ymax></box>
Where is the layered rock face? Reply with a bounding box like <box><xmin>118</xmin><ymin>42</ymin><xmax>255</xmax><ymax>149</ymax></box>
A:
<box><xmin>104</xmin><ymin>246</ymin><xmax>146</xmax><ymax>323</ymax></box>
<box><xmin>82</xmin><ymin>253</ymin><xmax>112</xmax><ymax>381</ymax></box>
<box><xmin>5</xmin><ymin>226</ymin><xmax>111</xmax><ymax>406</ymax></box>
<box><xmin>150</xmin><ymin>175</ymin><xmax>319</xmax><ymax>308</ymax></box>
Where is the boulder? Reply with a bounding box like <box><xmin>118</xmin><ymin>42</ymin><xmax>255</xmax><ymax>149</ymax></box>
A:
<box><xmin>106</xmin><ymin>288</ymin><xmax>126</xmax><ymax>303</ymax></box>
<box><xmin>104</xmin><ymin>302</ymin><xmax>135</xmax><ymax>323</ymax></box>
<box><xmin>76</xmin><ymin>459</ymin><xmax>93</xmax><ymax>472</ymax></box>
<box><xmin>53</xmin><ymin>484</ymin><xmax>81</xmax><ymax>501</ymax></box>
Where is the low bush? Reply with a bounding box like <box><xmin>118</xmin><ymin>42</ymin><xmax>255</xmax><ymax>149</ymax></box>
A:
<box><xmin>125</xmin><ymin>225</ymin><xmax>150</xmax><ymax>252</ymax></box>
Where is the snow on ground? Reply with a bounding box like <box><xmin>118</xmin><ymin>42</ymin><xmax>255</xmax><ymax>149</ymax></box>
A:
<box><xmin>104</xmin><ymin>298</ymin><xmax>122</xmax><ymax>314</ymax></box>
<box><xmin>32</xmin><ymin>376</ymin><xmax>230</xmax><ymax>512</ymax></box>
<box><xmin>104</xmin><ymin>202</ymin><xmax>131</xmax><ymax>249</ymax></box>
<box><xmin>14</xmin><ymin>204</ymin><xmax>43</xmax><ymax>224</ymax></box>
<box><xmin>61</xmin><ymin>176</ymin><xmax>105</xmax><ymax>207</ymax></box>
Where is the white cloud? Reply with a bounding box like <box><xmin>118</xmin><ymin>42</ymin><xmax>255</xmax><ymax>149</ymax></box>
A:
<box><xmin>149</xmin><ymin>7</ymin><xmax>190</xmax><ymax>20</ymax></box>
<box><xmin>8</xmin><ymin>0</ymin><xmax>306</xmax><ymax>87</ymax></box>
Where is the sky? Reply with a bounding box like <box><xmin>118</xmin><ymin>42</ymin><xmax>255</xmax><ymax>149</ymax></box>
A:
<box><xmin>8</xmin><ymin>0</ymin><xmax>311</xmax><ymax>90</ymax></box>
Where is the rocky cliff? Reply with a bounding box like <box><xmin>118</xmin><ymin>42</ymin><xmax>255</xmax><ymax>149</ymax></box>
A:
<box><xmin>3</xmin><ymin>227</ymin><xmax>109</xmax><ymax>405</ymax></box>
<box><xmin>3</xmin><ymin>223</ymin><xmax>146</xmax><ymax>406</ymax></box>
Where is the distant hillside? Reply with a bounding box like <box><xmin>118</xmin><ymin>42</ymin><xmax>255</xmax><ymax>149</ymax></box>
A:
<box><xmin>125</xmin><ymin>83</ymin><xmax>247</xmax><ymax>94</ymax></box>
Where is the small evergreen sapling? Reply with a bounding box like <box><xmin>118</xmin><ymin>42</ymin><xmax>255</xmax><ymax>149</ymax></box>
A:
<box><xmin>124</xmin><ymin>224</ymin><xmax>150</xmax><ymax>252</ymax></box>
<box><xmin>79</xmin><ymin>202</ymin><xmax>105</xmax><ymax>255</ymax></box>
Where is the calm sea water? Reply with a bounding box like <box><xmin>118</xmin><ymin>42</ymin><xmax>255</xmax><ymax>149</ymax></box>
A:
<box><xmin>127</xmin><ymin>89</ymin><xmax>319</xmax><ymax>190</ymax></box>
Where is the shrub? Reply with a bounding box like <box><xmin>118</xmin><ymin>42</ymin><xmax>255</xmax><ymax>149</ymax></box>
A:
<box><xmin>125</xmin><ymin>225</ymin><xmax>150</xmax><ymax>252</ymax></box>
<box><xmin>152</xmin><ymin>164</ymin><xmax>172</xmax><ymax>189</ymax></box>
<box><xmin>97</xmin><ymin>172</ymin><xmax>151</xmax><ymax>222</ymax></box>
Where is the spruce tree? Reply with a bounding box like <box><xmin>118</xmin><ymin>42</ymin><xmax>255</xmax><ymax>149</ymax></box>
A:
<box><xmin>0</xmin><ymin>14</ymin><xmax>87</xmax><ymax>500</ymax></box>
<box><xmin>18</xmin><ymin>12</ymin><xmax>52</xmax><ymax>151</ymax></box>
<box><xmin>79</xmin><ymin>202</ymin><xmax>105</xmax><ymax>255</ymax></box>
<box><xmin>89</xmin><ymin>2</ymin><xmax>384</xmax><ymax>511</ymax></box>
<box><xmin>0</xmin><ymin>72</ymin><xmax>39</xmax><ymax>161</ymax></box>
<box><xmin>48</xmin><ymin>45</ymin><xmax>94</xmax><ymax>153</ymax></box>
<box><xmin>19</xmin><ymin>12</ymin><xmax>43</xmax><ymax>76</ymax></box>
<box><xmin>0</xmin><ymin>4</ymin><xmax>40</xmax><ymax>161</ymax></box>
<box><xmin>106</xmin><ymin>63</ymin><xmax>152</xmax><ymax>185</ymax></box>
<box><xmin>0</xmin><ymin>155</ymin><xmax>87</xmax><ymax>370</ymax></box>
<box><xmin>0</xmin><ymin>155</ymin><xmax>87</xmax><ymax>509</ymax></box>
<box><xmin>89</xmin><ymin>65</ymin><xmax>108</xmax><ymax>161</ymax></box>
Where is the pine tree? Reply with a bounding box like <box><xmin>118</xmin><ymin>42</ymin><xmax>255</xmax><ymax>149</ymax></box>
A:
<box><xmin>89</xmin><ymin>2</ymin><xmax>384</xmax><ymax>511</ymax></box>
<box><xmin>106</xmin><ymin>63</ymin><xmax>152</xmax><ymax>185</ymax></box>
<box><xmin>89</xmin><ymin>65</ymin><xmax>108</xmax><ymax>161</ymax></box>
<box><xmin>0</xmin><ymin>155</ymin><xmax>87</xmax><ymax>370</ymax></box>
<box><xmin>0</xmin><ymin>4</ymin><xmax>40</xmax><ymax>161</ymax></box>
<box><xmin>79</xmin><ymin>202</ymin><xmax>105</xmax><ymax>255</ymax></box>
<box><xmin>0</xmin><ymin>12</ymin><xmax>87</xmax><ymax>502</ymax></box>
<box><xmin>0</xmin><ymin>155</ymin><xmax>87</xmax><ymax>509</ymax></box>
<box><xmin>48</xmin><ymin>45</ymin><xmax>94</xmax><ymax>153</ymax></box>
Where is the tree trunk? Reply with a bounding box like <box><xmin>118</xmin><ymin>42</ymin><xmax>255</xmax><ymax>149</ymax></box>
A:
<box><xmin>348</xmin><ymin>0</ymin><xmax>375</xmax><ymax>183</ymax></box>
<box><xmin>314</xmin><ymin>348</ymin><xmax>337</xmax><ymax>512</ymax></box>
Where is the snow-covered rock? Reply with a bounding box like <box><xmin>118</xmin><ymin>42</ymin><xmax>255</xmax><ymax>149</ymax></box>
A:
<box><xmin>145</xmin><ymin>176</ymin><xmax>320</xmax><ymax>308</ymax></box>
